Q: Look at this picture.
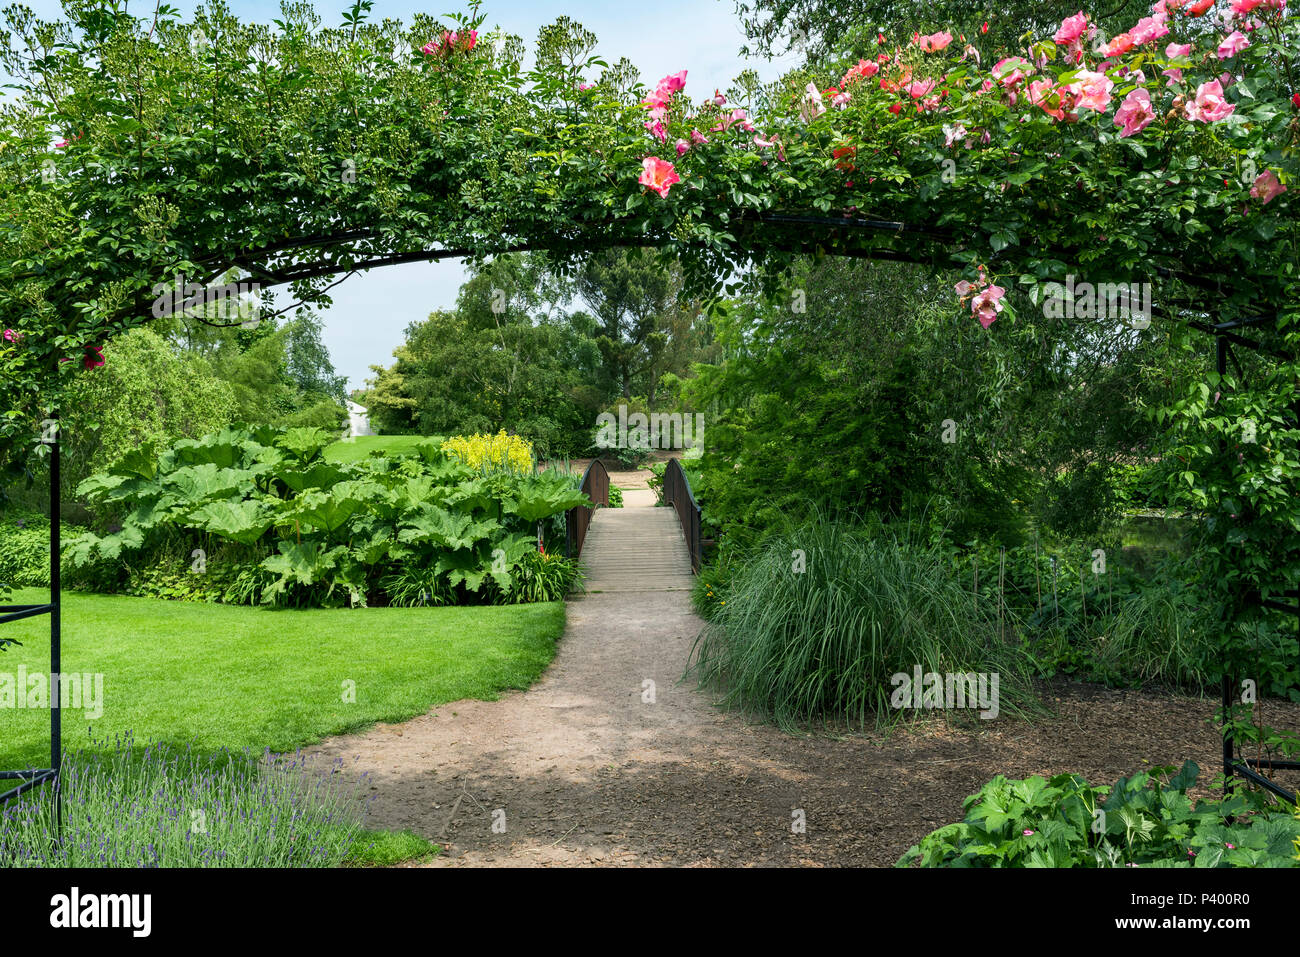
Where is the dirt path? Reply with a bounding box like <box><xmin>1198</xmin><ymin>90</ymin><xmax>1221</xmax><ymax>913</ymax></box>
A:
<box><xmin>302</xmin><ymin>586</ymin><xmax>1300</xmax><ymax>867</ymax></box>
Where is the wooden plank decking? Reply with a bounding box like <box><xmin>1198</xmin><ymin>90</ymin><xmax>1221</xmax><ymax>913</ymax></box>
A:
<box><xmin>576</xmin><ymin>506</ymin><xmax>696</xmax><ymax>594</ymax></box>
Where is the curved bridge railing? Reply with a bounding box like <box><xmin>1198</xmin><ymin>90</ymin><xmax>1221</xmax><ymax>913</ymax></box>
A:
<box><xmin>663</xmin><ymin>458</ymin><xmax>702</xmax><ymax>574</ymax></box>
<box><xmin>565</xmin><ymin>458</ymin><xmax>609</xmax><ymax>559</ymax></box>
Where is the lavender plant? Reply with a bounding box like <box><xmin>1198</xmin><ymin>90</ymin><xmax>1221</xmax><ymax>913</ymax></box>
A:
<box><xmin>0</xmin><ymin>732</ymin><xmax>369</xmax><ymax>867</ymax></box>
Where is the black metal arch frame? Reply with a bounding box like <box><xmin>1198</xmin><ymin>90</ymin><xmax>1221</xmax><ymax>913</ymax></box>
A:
<box><xmin>1211</xmin><ymin>331</ymin><xmax>1300</xmax><ymax>802</ymax></box>
<box><xmin>2</xmin><ymin>214</ymin><xmax>1294</xmax><ymax>817</ymax></box>
<box><xmin>0</xmin><ymin>415</ymin><xmax>61</xmax><ymax>818</ymax></box>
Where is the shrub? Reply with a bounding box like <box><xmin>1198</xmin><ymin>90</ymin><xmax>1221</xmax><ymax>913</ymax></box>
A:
<box><xmin>0</xmin><ymin>514</ymin><xmax>54</xmax><ymax>588</ymax></box>
<box><xmin>898</xmin><ymin>761</ymin><xmax>1300</xmax><ymax>868</ymax></box>
<box><xmin>64</xmin><ymin>425</ymin><xmax>589</xmax><ymax>608</ymax></box>
<box><xmin>687</xmin><ymin>512</ymin><xmax>1036</xmax><ymax>730</ymax></box>
<box><xmin>507</xmin><ymin>548</ymin><xmax>584</xmax><ymax>603</ymax></box>
<box><xmin>608</xmin><ymin>485</ymin><xmax>624</xmax><ymax>508</ymax></box>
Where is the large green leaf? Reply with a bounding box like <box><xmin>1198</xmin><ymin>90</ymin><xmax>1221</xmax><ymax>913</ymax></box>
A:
<box><xmin>287</xmin><ymin>488</ymin><xmax>364</xmax><ymax>533</ymax></box>
<box><xmin>186</xmin><ymin>499</ymin><xmax>274</xmax><ymax>546</ymax></box>
<box><xmin>160</xmin><ymin>463</ymin><xmax>256</xmax><ymax>509</ymax></box>
<box><xmin>442</xmin><ymin>477</ymin><xmax>497</xmax><ymax>515</ymax></box>
<box><xmin>398</xmin><ymin>507</ymin><xmax>500</xmax><ymax>551</ymax></box>
<box><xmin>274</xmin><ymin>427</ymin><xmax>333</xmax><ymax>464</ymax></box>
<box><xmin>107</xmin><ymin>441</ymin><xmax>160</xmax><ymax>479</ymax></box>
<box><xmin>279</xmin><ymin>462</ymin><xmax>347</xmax><ymax>493</ymax></box>
<box><xmin>169</xmin><ymin>428</ymin><xmax>254</xmax><ymax>469</ymax></box>
<box><xmin>507</xmin><ymin>475</ymin><xmax>592</xmax><ymax>522</ymax></box>
<box><xmin>435</xmin><ymin>547</ymin><xmax>491</xmax><ymax>592</ymax></box>
<box><xmin>485</xmin><ymin>533</ymin><xmax>537</xmax><ymax>592</ymax></box>
<box><xmin>261</xmin><ymin>541</ymin><xmax>344</xmax><ymax>587</ymax></box>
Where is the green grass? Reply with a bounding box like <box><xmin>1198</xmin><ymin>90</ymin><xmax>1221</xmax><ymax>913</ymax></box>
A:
<box><xmin>0</xmin><ymin>588</ymin><xmax>565</xmax><ymax>770</ymax></box>
<box><xmin>325</xmin><ymin>435</ymin><xmax>432</xmax><ymax>463</ymax></box>
<box><xmin>345</xmin><ymin>828</ymin><xmax>441</xmax><ymax>866</ymax></box>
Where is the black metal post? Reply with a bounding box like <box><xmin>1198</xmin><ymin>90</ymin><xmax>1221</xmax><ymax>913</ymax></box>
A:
<box><xmin>50</xmin><ymin>412</ymin><xmax>62</xmax><ymax>839</ymax></box>
<box><xmin>1214</xmin><ymin>337</ymin><xmax>1239</xmax><ymax>797</ymax></box>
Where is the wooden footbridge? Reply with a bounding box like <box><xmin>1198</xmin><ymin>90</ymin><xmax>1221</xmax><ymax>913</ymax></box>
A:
<box><xmin>564</xmin><ymin>460</ymin><xmax>701</xmax><ymax>594</ymax></box>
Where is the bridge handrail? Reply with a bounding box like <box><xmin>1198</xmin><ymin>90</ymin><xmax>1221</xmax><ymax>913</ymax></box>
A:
<box><xmin>565</xmin><ymin>458</ymin><xmax>609</xmax><ymax>559</ymax></box>
<box><xmin>663</xmin><ymin>457</ymin><xmax>702</xmax><ymax>574</ymax></box>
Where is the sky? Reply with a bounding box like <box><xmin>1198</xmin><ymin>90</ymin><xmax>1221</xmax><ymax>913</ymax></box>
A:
<box><xmin>18</xmin><ymin>0</ymin><xmax>798</xmax><ymax>391</ymax></box>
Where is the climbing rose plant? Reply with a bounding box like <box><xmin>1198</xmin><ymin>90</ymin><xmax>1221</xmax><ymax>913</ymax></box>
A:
<box><xmin>0</xmin><ymin>0</ymin><xmax>1295</xmax><ymax>762</ymax></box>
<box><xmin>0</xmin><ymin>0</ymin><xmax>1295</xmax><ymax>443</ymax></box>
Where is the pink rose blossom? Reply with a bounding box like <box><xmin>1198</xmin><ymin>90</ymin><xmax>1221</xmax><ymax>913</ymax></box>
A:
<box><xmin>658</xmin><ymin>70</ymin><xmax>687</xmax><ymax>93</ymax></box>
<box><xmin>905</xmin><ymin>78</ymin><xmax>936</xmax><ymax>99</ymax></box>
<box><xmin>1104</xmin><ymin>33</ymin><xmax>1136</xmax><ymax>56</ymax></box>
<box><xmin>972</xmin><ymin>285</ymin><xmax>1007</xmax><ymax>328</ymax></box>
<box><xmin>638</xmin><ymin>156</ymin><xmax>680</xmax><ymax>198</ymax></box>
<box><xmin>1074</xmin><ymin>70</ymin><xmax>1114</xmax><ymax>111</ymax></box>
<box><xmin>916</xmin><ymin>31</ymin><xmax>953</xmax><ymax>52</ymax></box>
<box><xmin>1131</xmin><ymin>15</ymin><xmax>1171</xmax><ymax>45</ymax></box>
<box><xmin>1188</xmin><ymin>78</ymin><xmax>1235</xmax><ymax>121</ymax></box>
<box><xmin>993</xmin><ymin>57</ymin><xmax>1033</xmax><ymax>89</ymax></box>
<box><xmin>1250</xmin><ymin>169</ymin><xmax>1286</xmax><ymax>203</ymax></box>
<box><xmin>1054</xmin><ymin>11</ymin><xmax>1091</xmax><ymax>44</ymax></box>
<box><xmin>1217</xmin><ymin>30</ymin><xmax>1250</xmax><ymax>57</ymax></box>
<box><xmin>800</xmin><ymin>82</ymin><xmax>827</xmax><ymax>121</ymax></box>
<box><xmin>1114</xmin><ymin>88</ymin><xmax>1156</xmax><ymax>136</ymax></box>
<box><xmin>674</xmin><ymin>138</ymin><xmax>689</xmax><ymax>157</ymax></box>
<box><xmin>1165</xmin><ymin>41</ymin><xmax>1192</xmax><ymax>56</ymax></box>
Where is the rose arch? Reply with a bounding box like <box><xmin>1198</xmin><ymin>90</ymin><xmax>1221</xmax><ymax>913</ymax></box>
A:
<box><xmin>0</xmin><ymin>0</ymin><xmax>1297</xmax><ymax>796</ymax></box>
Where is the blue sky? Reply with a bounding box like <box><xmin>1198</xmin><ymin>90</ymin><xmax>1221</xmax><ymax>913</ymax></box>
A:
<box><xmin>20</xmin><ymin>0</ymin><xmax>795</xmax><ymax>390</ymax></box>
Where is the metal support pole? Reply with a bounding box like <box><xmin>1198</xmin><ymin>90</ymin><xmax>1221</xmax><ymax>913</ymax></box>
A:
<box><xmin>1215</xmin><ymin>336</ymin><xmax>1235</xmax><ymax>796</ymax></box>
<box><xmin>50</xmin><ymin>412</ymin><xmax>62</xmax><ymax>840</ymax></box>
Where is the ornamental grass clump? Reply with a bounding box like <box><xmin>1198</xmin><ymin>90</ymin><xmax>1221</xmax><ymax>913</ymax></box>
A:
<box><xmin>0</xmin><ymin>732</ymin><xmax>367</xmax><ymax>867</ymax></box>
<box><xmin>687</xmin><ymin>513</ymin><xmax>1037</xmax><ymax>730</ymax></box>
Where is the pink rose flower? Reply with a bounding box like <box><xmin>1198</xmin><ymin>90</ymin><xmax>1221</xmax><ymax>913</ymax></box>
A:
<box><xmin>1114</xmin><ymin>88</ymin><xmax>1156</xmax><ymax>136</ymax></box>
<box><xmin>1131</xmin><ymin>15</ymin><xmax>1171</xmax><ymax>45</ymax></box>
<box><xmin>1250</xmin><ymin>169</ymin><xmax>1286</xmax><ymax>204</ymax></box>
<box><xmin>1217</xmin><ymin>30</ymin><xmax>1250</xmax><ymax>57</ymax></box>
<box><xmin>674</xmin><ymin>138</ymin><xmax>689</xmax><ymax>157</ymax></box>
<box><xmin>1104</xmin><ymin>33</ymin><xmax>1136</xmax><ymax>56</ymax></box>
<box><xmin>1188</xmin><ymin>78</ymin><xmax>1235</xmax><ymax>121</ymax></box>
<box><xmin>1054</xmin><ymin>11</ymin><xmax>1090</xmax><ymax>44</ymax></box>
<box><xmin>638</xmin><ymin>156</ymin><xmax>680</xmax><ymax>198</ymax></box>
<box><xmin>905</xmin><ymin>78</ymin><xmax>936</xmax><ymax>99</ymax></box>
<box><xmin>1074</xmin><ymin>70</ymin><xmax>1114</xmax><ymax>111</ymax></box>
<box><xmin>800</xmin><ymin>81</ymin><xmax>827</xmax><ymax>121</ymax></box>
<box><xmin>916</xmin><ymin>31</ymin><xmax>953</xmax><ymax>52</ymax></box>
<box><xmin>972</xmin><ymin>285</ymin><xmax>1007</xmax><ymax>328</ymax></box>
<box><xmin>659</xmin><ymin>70</ymin><xmax>687</xmax><ymax>93</ymax></box>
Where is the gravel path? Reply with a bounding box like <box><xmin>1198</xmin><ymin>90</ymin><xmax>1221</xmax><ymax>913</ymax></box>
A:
<box><xmin>301</xmin><ymin>586</ymin><xmax>1300</xmax><ymax>867</ymax></box>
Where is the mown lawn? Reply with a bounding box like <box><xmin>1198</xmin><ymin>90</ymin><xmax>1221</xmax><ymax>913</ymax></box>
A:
<box><xmin>0</xmin><ymin>588</ymin><xmax>565</xmax><ymax>770</ymax></box>
<box><xmin>325</xmin><ymin>434</ymin><xmax>432</xmax><ymax>463</ymax></box>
